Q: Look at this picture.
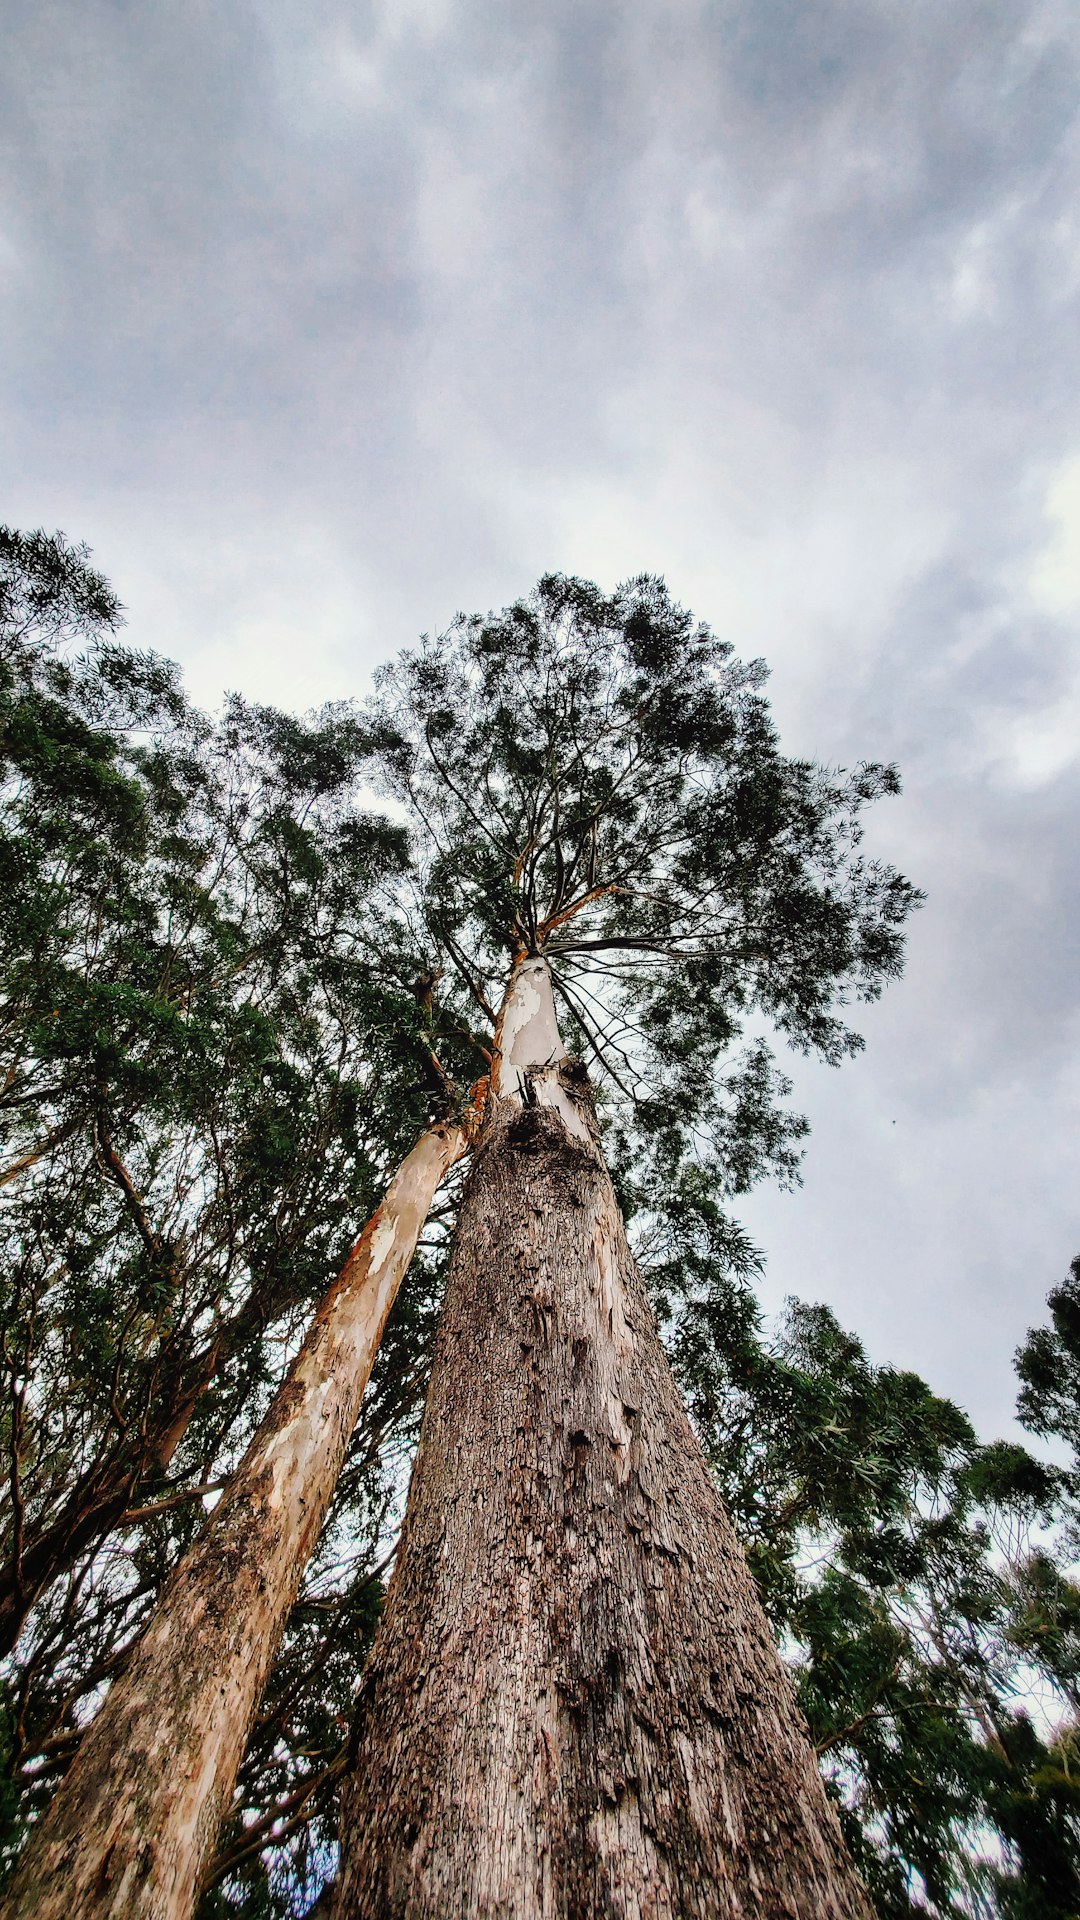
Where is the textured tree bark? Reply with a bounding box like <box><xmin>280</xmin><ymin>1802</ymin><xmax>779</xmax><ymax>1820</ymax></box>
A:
<box><xmin>334</xmin><ymin>961</ymin><xmax>874</xmax><ymax>1919</ymax></box>
<box><xmin>1</xmin><ymin>1121</ymin><xmax>466</xmax><ymax>1920</ymax></box>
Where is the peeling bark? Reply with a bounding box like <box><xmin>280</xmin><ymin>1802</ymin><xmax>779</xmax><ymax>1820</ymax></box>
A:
<box><xmin>335</xmin><ymin>964</ymin><xmax>874</xmax><ymax>1918</ymax></box>
<box><xmin>1</xmin><ymin>1122</ymin><xmax>466</xmax><ymax>1920</ymax></box>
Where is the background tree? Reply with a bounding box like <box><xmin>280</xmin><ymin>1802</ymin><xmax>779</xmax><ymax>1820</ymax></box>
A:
<box><xmin>3</xmin><ymin>1116</ymin><xmax>467</xmax><ymax>1920</ymax></box>
<box><xmin>670</xmin><ymin>1261</ymin><xmax>1080</xmax><ymax>1917</ymax></box>
<box><xmin>0</xmin><ymin>529</ymin><xmax>472</xmax><ymax>1890</ymax></box>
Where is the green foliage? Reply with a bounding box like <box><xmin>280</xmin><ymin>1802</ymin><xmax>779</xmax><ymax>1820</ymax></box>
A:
<box><xmin>0</xmin><ymin>529</ymin><xmax>456</xmax><ymax>1889</ymax></box>
<box><xmin>1016</xmin><ymin>1256</ymin><xmax>1080</xmax><ymax>1557</ymax></box>
<box><xmin>373</xmin><ymin>571</ymin><xmax>921</xmax><ymax>1292</ymax></box>
<box><xmin>377</xmin><ymin>569</ymin><xmax>919</xmax><ymax>1047</ymax></box>
<box><xmin>4</xmin><ymin>541</ymin><xmax>1074</xmax><ymax>1918</ymax></box>
<box><xmin>655</xmin><ymin>1256</ymin><xmax>1080</xmax><ymax>1916</ymax></box>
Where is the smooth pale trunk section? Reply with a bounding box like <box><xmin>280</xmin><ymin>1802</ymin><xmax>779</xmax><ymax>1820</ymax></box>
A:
<box><xmin>2</xmin><ymin>1122</ymin><xmax>466</xmax><ymax>1920</ymax></box>
<box><xmin>493</xmin><ymin>954</ymin><xmax>588</xmax><ymax>1139</ymax></box>
<box><xmin>334</xmin><ymin>961</ymin><xmax>875</xmax><ymax>1918</ymax></box>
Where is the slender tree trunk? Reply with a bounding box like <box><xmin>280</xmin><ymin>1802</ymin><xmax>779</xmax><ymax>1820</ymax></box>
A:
<box><xmin>334</xmin><ymin>960</ymin><xmax>874</xmax><ymax>1919</ymax></box>
<box><xmin>2</xmin><ymin>1121</ymin><xmax>466</xmax><ymax>1920</ymax></box>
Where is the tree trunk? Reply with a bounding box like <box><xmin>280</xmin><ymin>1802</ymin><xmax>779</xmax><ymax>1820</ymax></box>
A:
<box><xmin>334</xmin><ymin>960</ymin><xmax>874</xmax><ymax>1919</ymax></box>
<box><xmin>2</xmin><ymin>1121</ymin><xmax>466</xmax><ymax>1920</ymax></box>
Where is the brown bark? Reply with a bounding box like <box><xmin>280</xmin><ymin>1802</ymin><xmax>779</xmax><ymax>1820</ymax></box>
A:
<box><xmin>334</xmin><ymin>961</ymin><xmax>874</xmax><ymax>1918</ymax></box>
<box><xmin>1</xmin><ymin>1121</ymin><xmax>466</xmax><ymax>1920</ymax></box>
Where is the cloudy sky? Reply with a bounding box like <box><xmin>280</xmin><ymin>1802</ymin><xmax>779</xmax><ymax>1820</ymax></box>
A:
<box><xmin>3</xmin><ymin>0</ymin><xmax>1079</xmax><ymax>1437</ymax></box>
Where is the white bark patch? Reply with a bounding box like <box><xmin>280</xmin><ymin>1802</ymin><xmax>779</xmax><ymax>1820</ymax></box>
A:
<box><xmin>366</xmin><ymin>1211</ymin><xmax>399</xmax><ymax>1278</ymax></box>
<box><xmin>264</xmin><ymin>1375</ymin><xmax>335</xmax><ymax>1509</ymax></box>
<box><xmin>604</xmin><ymin>1392</ymin><xmax>633</xmax><ymax>1482</ymax></box>
<box><xmin>531</xmin><ymin>1073</ymin><xmax>590</xmax><ymax>1144</ymax></box>
<box><xmin>594</xmin><ymin>1219</ymin><xmax>633</xmax><ymax>1358</ymax></box>
<box><xmin>494</xmin><ymin>959</ymin><xmax>590</xmax><ymax>1142</ymax></box>
<box><xmin>495</xmin><ymin>959</ymin><xmax>566</xmax><ymax>1095</ymax></box>
<box><xmin>590</xmin><ymin>1213</ymin><xmax>635</xmax><ymax>1481</ymax></box>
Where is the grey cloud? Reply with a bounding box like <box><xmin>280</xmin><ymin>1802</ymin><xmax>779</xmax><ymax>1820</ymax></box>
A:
<box><xmin>2</xmin><ymin>0</ymin><xmax>1079</xmax><ymax>1434</ymax></box>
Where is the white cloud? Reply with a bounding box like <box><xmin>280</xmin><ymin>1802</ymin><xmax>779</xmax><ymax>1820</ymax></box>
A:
<box><xmin>1031</xmin><ymin>454</ymin><xmax>1080</xmax><ymax>614</ymax></box>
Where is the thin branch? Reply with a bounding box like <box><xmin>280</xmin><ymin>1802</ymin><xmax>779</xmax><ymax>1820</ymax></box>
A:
<box><xmin>94</xmin><ymin>1111</ymin><xmax>163</xmax><ymax>1268</ymax></box>
<box><xmin>201</xmin><ymin>1751</ymin><xmax>348</xmax><ymax>1890</ymax></box>
<box><xmin>0</xmin><ymin>1111</ymin><xmax>84</xmax><ymax>1189</ymax></box>
<box><xmin>120</xmin><ymin>1479</ymin><xmax>226</xmax><ymax>1526</ymax></box>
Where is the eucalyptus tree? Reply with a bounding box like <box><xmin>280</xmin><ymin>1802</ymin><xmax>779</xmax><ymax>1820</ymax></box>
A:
<box><xmin>5</xmin><ymin>510</ymin><xmax>1067</xmax><ymax>1920</ymax></box>
<box><xmin>333</xmin><ymin>574</ymin><xmax>920</xmax><ymax>1917</ymax></box>
<box><xmin>0</xmin><ymin>526</ymin><xmax>432</xmax><ymax>1634</ymax></box>
<box><xmin>0</xmin><ymin>529</ymin><xmax>474</xmax><ymax>1909</ymax></box>
<box><xmin>678</xmin><ymin>1283</ymin><xmax>1080</xmax><ymax>1917</ymax></box>
<box><xmin>198</xmin><ymin>1253</ymin><xmax>1080</xmax><ymax>1919</ymax></box>
<box><xmin>3</xmin><ymin>1120</ymin><xmax>467</xmax><ymax>1920</ymax></box>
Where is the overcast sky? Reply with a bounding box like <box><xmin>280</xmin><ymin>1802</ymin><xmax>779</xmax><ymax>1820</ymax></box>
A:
<box><xmin>3</xmin><ymin>0</ymin><xmax>1079</xmax><ymax>1438</ymax></box>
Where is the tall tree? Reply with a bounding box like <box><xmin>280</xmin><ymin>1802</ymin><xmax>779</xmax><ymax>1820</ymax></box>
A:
<box><xmin>333</xmin><ymin>574</ymin><xmax>920</xmax><ymax>1915</ymax></box>
<box><xmin>0</xmin><ymin>525</ymin><xmax>444</xmax><ymax>1657</ymax></box>
<box><xmin>204</xmin><ymin>1260</ymin><xmax>1080</xmax><ymax>1920</ymax></box>
<box><xmin>0</xmin><ymin>530</ymin><xmax>475</xmax><ymax>1909</ymax></box>
<box><xmin>15</xmin><ymin>558</ymin><xmax>1068</xmax><ymax>1916</ymax></box>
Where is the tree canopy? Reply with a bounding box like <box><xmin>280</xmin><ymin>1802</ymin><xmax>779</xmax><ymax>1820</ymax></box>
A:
<box><xmin>371</xmin><ymin>573</ymin><xmax>919</xmax><ymax>1271</ymax></box>
<box><xmin>0</xmin><ymin>529</ymin><xmax>449</xmax><ymax>1894</ymax></box>
<box><xmin>0</xmin><ymin>534</ymin><xmax>1076</xmax><ymax>1916</ymax></box>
